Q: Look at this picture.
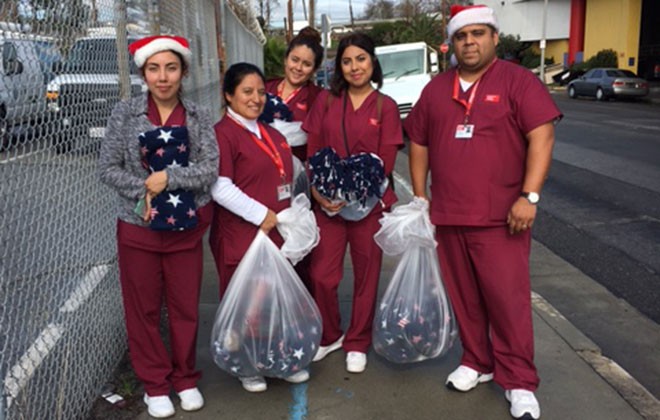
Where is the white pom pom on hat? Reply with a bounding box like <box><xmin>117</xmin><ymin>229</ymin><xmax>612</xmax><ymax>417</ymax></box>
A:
<box><xmin>128</xmin><ymin>35</ymin><xmax>192</xmax><ymax>68</ymax></box>
<box><xmin>446</xmin><ymin>5</ymin><xmax>499</xmax><ymax>42</ymax></box>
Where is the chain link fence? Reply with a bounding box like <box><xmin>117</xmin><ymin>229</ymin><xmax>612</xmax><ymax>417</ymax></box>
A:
<box><xmin>0</xmin><ymin>1</ymin><xmax>265</xmax><ymax>419</ymax></box>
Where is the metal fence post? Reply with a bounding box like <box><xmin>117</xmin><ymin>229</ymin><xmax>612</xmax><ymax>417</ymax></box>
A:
<box><xmin>115</xmin><ymin>0</ymin><xmax>131</xmax><ymax>100</ymax></box>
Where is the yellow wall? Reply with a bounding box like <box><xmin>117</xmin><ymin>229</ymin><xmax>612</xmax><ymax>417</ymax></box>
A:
<box><xmin>584</xmin><ymin>0</ymin><xmax>642</xmax><ymax>72</ymax></box>
<box><xmin>530</xmin><ymin>40</ymin><xmax>569</xmax><ymax>65</ymax></box>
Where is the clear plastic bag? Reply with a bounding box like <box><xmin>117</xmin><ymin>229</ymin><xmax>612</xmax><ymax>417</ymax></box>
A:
<box><xmin>374</xmin><ymin>196</ymin><xmax>435</xmax><ymax>256</ymax></box>
<box><xmin>277</xmin><ymin>194</ymin><xmax>320</xmax><ymax>265</ymax></box>
<box><xmin>210</xmin><ymin>231</ymin><xmax>322</xmax><ymax>378</ymax></box>
<box><xmin>291</xmin><ymin>155</ymin><xmax>310</xmax><ymax>200</ymax></box>
<box><xmin>372</xmin><ymin>198</ymin><xmax>457</xmax><ymax>363</ymax></box>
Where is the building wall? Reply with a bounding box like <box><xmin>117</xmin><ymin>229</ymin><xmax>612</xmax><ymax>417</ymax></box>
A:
<box><xmin>529</xmin><ymin>39</ymin><xmax>570</xmax><ymax>66</ymax></box>
<box><xmin>482</xmin><ymin>0</ymin><xmax>571</xmax><ymax>42</ymax></box>
<box><xmin>584</xmin><ymin>0</ymin><xmax>642</xmax><ymax>72</ymax></box>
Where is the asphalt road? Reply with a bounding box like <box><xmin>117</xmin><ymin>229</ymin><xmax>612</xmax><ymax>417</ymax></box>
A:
<box><xmin>530</xmin><ymin>93</ymin><xmax>660</xmax><ymax>398</ymax></box>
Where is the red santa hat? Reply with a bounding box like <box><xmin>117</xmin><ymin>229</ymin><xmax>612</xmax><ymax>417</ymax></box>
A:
<box><xmin>128</xmin><ymin>35</ymin><xmax>192</xmax><ymax>68</ymax></box>
<box><xmin>446</xmin><ymin>5</ymin><xmax>499</xmax><ymax>42</ymax></box>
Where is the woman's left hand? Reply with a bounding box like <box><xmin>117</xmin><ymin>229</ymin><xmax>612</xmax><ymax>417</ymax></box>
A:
<box><xmin>145</xmin><ymin>171</ymin><xmax>168</xmax><ymax>195</ymax></box>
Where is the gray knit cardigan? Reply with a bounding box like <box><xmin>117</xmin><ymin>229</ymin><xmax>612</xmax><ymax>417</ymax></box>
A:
<box><xmin>98</xmin><ymin>93</ymin><xmax>219</xmax><ymax>226</ymax></box>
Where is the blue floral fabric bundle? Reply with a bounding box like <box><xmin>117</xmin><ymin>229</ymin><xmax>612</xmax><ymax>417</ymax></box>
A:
<box><xmin>308</xmin><ymin>147</ymin><xmax>386</xmax><ymax>210</ymax></box>
<box><xmin>139</xmin><ymin>127</ymin><xmax>197</xmax><ymax>231</ymax></box>
<box><xmin>259</xmin><ymin>92</ymin><xmax>294</xmax><ymax>124</ymax></box>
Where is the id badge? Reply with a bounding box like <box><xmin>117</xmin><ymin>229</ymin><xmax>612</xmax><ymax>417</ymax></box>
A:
<box><xmin>277</xmin><ymin>183</ymin><xmax>292</xmax><ymax>201</ymax></box>
<box><xmin>455</xmin><ymin>124</ymin><xmax>475</xmax><ymax>139</ymax></box>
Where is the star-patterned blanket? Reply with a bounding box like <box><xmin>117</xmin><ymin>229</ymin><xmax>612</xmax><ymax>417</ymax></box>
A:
<box><xmin>139</xmin><ymin>127</ymin><xmax>197</xmax><ymax>231</ymax></box>
<box><xmin>308</xmin><ymin>147</ymin><xmax>387</xmax><ymax>220</ymax></box>
<box><xmin>259</xmin><ymin>92</ymin><xmax>294</xmax><ymax>124</ymax></box>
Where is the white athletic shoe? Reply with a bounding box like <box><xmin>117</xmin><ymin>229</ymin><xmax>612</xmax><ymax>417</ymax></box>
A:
<box><xmin>445</xmin><ymin>365</ymin><xmax>494</xmax><ymax>392</ymax></box>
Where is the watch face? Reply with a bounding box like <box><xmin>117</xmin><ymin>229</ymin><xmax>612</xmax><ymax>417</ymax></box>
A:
<box><xmin>527</xmin><ymin>192</ymin><xmax>540</xmax><ymax>204</ymax></box>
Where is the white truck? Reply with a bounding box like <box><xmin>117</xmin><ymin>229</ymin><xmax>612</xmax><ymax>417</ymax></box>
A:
<box><xmin>375</xmin><ymin>42</ymin><xmax>439</xmax><ymax>118</ymax></box>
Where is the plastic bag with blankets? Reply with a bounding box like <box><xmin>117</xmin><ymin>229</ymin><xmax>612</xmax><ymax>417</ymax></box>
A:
<box><xmin>210</xmin><ymin>231</ymin><xmax>322</xmax><ymax>378</ymax></box>
<box><xmin>372</xmin><ymin>198</ymin><xmax>457</xmax><ymax>363</ymax></box>
<box><xmin>277</xmin><ymin>193</ymin><xmax>320</xmax><ymax>266</ymax></box>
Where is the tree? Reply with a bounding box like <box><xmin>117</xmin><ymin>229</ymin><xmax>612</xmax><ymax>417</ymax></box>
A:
<box><xmin>363</xmin><ymin>0</ymin><xmax>395</xmax><ymax>20</ymax></box>
<box><xmin>496</xmin><ymin>33</ymin><xmax>526</xmax><ymax>62</ymax></box>
<box><xmin>259</xmin><ymin>0</ymin><xmax>280</xmax><ymax>28</ymax></box>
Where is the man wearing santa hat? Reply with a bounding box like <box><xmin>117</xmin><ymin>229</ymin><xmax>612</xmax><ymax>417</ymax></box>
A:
<box><xmin>405</xmin><ymin>5</ymin><xmax>562</xmax><ymax>420</ymax></box>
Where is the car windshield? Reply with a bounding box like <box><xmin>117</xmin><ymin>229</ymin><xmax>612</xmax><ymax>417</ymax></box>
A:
<box><xmin>64</xmin><ymin>38</ymin><xmax>138</xmax><ymax>74</ymax></box>
<box><xmin>377</xmin><ymin>49</ymin><xmax>425</xmax><ymax>79</ymax></box>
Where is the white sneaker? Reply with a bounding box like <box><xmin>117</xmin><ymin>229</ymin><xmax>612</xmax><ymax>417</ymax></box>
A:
<box><xmin>505</xmin><ymin>389</ymin><xmax>541</xmax><ymax>419</ymax></box>
<box><xmin>177</xmin><ymin>387</ymin><xmax>204</xmax><ymax>412</ymax></box>
<box><xmin>284</xmin><ymin>369</ymin><xmax>310</xmax><ymax>383</ymax></box>
<box><xmin>313</xmin><ymin>335</ymin><xmax>345</xmax><ymax>362</ymax></box>
<box><xmin>239</xmin><ymin>376</ymin><xmax>267</xmax><ymax>393</ymax></box>
<box><xmin>345</xmin><ymin>351</ymin><xmax>367</xmax><ymax>373</ymax></box>
<box><xmin>445</xmin><ymin>365</ymin><xmax>494</xmax><ymax>392</ymax></box>
<box><xmin>143</xmin><ymin>394</ymin><xmax>175</xmax><ymax>418</ymax></box>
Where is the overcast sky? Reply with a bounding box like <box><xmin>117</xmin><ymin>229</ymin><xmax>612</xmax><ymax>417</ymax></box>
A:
<box><xmin>269</xmin><ymin>0</ymin><xmax>370</xmax><ymax>27</ymax></box>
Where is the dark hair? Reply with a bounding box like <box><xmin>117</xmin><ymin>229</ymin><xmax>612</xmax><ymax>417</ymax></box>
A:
<box><xmin>140</xmin><ymin>50</ymin><xmax>189</xmax><ymax>78</ymax></box>
<box><xmin>285</xmin><ymin>26</ymin><xmax>324</xmax><ymax>71</ymax></box>
<box><xmin>223</xmin><ymin>62</ymin><xmax>266</xmax><ymax>104</ymax></box>
<box><xmin>330</xmin><ymin>32</ymin><xmax>383</xmax><ymax>96</ymax></box>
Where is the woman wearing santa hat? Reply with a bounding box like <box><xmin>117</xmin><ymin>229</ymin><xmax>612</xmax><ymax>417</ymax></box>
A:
<box><xmin>99</xmin><ymin>35</ymin><xmax>218</xmax><ymax>418</ymax></box>
<box><xmin>302</xmin><ymin>32</ymin><xmax>403</xmax><ymax>374</ymax></box>
<box><xmin>209</xmin><ymin>62</ymin><xmax>310</xmax><ymax>393</ymax></box>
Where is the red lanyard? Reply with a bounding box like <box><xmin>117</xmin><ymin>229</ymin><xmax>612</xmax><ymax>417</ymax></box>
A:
<box><xmin>452</xmin><ymin>74</ymin><xmax>481</xmax><ymax>124</ymax></box>
<box><xmin>277</xmin><ymin>81</ymin><xmax>303</xmax><ymax>104</ymax></box>
<box><xmin>228</xmin><ymin>114</ymin><xmax>286</xmax><ymax>180</ymax></box>
<box><xmin>452</xmin><ymin>59</ymin><xmax>497</xmax><ymax>124</ymax></box>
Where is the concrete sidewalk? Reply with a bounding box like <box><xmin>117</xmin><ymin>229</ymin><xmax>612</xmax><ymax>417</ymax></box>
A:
<box><xmin>134</xmin><ymin>156</ymin><xmax>659</xmax><ymax>420</ymax></box>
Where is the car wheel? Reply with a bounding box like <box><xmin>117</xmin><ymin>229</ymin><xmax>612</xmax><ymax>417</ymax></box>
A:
<box><xmin>596</xmin><ymin>88</ymin><xmax>606</xmax><ymax>101</ymax></box>
<box><xmin>568</xmin><ymin>86</ymin><xmax>577</xmax><ymax>99</ymax></box>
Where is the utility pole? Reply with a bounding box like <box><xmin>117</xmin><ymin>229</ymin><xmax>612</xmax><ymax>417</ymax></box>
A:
<box><xmin>287</xmin><ymin>0</ymin><xmax>293</xmax><ymax>42</ymax></box>
<box><xmin>348</xmin><ymin>0</ymin><xmax>355</xmax><ymax>28</ymax></box>
<box><xmin>309</xmin><ymin>0</ymin><xmax>315</xmax><ymax>28</ymax></box>
<box><xmin>540</xmin><ymin>0</ymin><xmax>548</xmax><ymax>84</ymax></box>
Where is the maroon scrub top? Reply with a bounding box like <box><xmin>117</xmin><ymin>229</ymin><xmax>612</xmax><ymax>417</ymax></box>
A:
<box><xmin>303</xmin><ymin>89</ymin><xmax>404</xmax><ymax>208</ymax></box>
<box><xmin>404</xmin><ymin>60</ymin><xmax>562</xmax><ymax>227</ymax></box>
<box><xmin>265</xmin><ymin>78</ymin><xmax>323</xmax><ymax>122</ymax></box>
<box><xmin>212</xmin><ymin>114</ymin><xmax>294</xmax><ymax>265</ymax></box>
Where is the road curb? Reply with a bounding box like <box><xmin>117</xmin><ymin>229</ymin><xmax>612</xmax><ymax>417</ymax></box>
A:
<box><xmin>532</xmin><ymin>292</ymin><xmax>660</xmax><ymax>420</ymax></box>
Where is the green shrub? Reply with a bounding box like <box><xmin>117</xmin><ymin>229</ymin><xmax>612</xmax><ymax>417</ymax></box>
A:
<box><xmin>263</xmin><ymin>37</ymin><xmax>287</xmax><ymax>79</ymax></box>
<box><xmin>586</xmin><ymin>49</ymin><xmax>618</xmax><ymax>68</ymax></box>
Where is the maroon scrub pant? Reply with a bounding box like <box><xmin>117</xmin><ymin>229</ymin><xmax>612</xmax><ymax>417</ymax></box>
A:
<box><xmin>116</xmin><ymin>209</ymin><xmax>209</xmax><ymax>396</ymax></box>
<box><xmin>309</xmin><ymin>207</ymin><xmax>384</xmax><ymax>353</ymax></box>
<box><xmin>435</xmin><ymin>225</ymin><xmax>539</xmax><ymax>391</ymax></box>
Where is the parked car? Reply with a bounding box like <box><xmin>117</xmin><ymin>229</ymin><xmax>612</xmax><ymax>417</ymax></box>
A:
<box><xmin>0</xmin><ymin>33</ymin><xmax>47</xmax><ymax>149</ymax></box>
<box><xmin>47</xmin><ymin>34</ymin><xmax>145</xmax><ymax>153</ymax></box>
<box><xmin>33</xmin><ymin>38</ymin><xmax>63</xmax><ymax>84</ymax></box>
<box><xmin>567</xmin><ymin>68</ymin><xmax>649</xmax><ymax>101</ymax></box>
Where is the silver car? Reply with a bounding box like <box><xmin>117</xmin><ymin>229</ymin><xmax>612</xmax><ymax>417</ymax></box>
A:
<box><xmin>568</xmin><ymin>68</ymin><xmax>650</xmax><ymax>101</ymax></box>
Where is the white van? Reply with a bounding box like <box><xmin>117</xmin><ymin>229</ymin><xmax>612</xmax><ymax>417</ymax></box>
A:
<box><xmin>0</xmin><ymin>33</ymin><xmax>46</xmax><ymax>148</ymax></box>
<box><xmin>375</xmin><ymin>42</ymin><xmax>438</xmax><ymax>118</ymax></box>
